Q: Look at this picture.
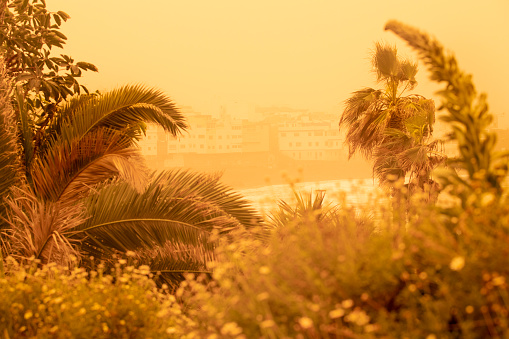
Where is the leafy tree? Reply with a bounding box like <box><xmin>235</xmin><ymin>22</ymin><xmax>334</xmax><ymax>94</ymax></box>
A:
<box><xmin>385</xmin><ymin>20</ymin><xmax>509</xmax><ymax>203</ymax></box>
<box><xmin>339</xmin><ymin>42</ymin><xmax>445</xmax><ymax>189</ymax></box>
<box><xmin>0</xmin><ymin>0</ymin><xmax>98</xmax><ymax>122</ymax></box>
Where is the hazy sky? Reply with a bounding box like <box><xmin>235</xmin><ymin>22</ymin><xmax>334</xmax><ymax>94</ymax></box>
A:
<box><xmin>49</xmin><ymin>0</ymin><xmax>509</xmax><ymax>121</ymax></box>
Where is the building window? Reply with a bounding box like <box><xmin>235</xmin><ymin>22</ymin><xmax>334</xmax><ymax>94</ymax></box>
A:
<box><xmin>289</xmin><ymin>142</ymin><xmax>293</xmax><ymax>147</ymax></box>
<box><xmin>281</xmin><ymin>132</ymin><xmax>286</xmax><ymax>137</ymax></box>
<box><xmin>309</xmin><ymin>142</ymin><xmax>312</xmax><ymax>146</ymax></box>
<box><xmin>296</xmin><ymin>142</ymin><xmax>301</xmax><ymax>147</ymax></box>
<box><xmin>148</xmin><ymin>147</ymin><xmax>151</xmax><ymax>150</ymax></box>
<box><xmin>294</xmin><ymin>132</ymin><xmax>299</xmax><ymax>136</ymax></box>
<box><xmin>316</xmin><ymin>142</ymin><xmax>319</xmax><ymax>146</ymax></box>
<box><xmin>314</xmin><ymin>131</ymin><xmax>323</xmax><ymax>136</ymax></box>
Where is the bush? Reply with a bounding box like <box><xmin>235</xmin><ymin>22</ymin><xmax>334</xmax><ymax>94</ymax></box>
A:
<box><xmin>0</xmin><ymin>258</ymin><xmax>194</xmax><ymax>338</ymax></box>
<box><xmin>177</xmin><ymin>187</ymin><xmax>509</xmax><ymax>338</ymax></box>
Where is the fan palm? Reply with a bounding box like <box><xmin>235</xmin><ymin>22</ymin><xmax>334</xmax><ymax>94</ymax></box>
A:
<box><xmin>339</xmin><ymin>43</ymin><xmax>444</xmax><ymax>188</ymax></box>
<box><xmin>0</xmin><ymin>61</ymin><xmax>261</xmax><ymax>284</ymax></box>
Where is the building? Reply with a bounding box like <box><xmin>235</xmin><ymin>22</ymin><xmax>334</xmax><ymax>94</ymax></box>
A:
<box><xmin>277</xmin><ymin>118</ymin><xmax>343</xmax><ymax>161</ymax></box>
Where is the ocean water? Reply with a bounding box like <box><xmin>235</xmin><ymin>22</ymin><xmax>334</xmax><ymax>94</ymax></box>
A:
<box><xmin>238</xmin><ymin>178</ymin><xmax>379</xmax><ymax>213</ymax></box>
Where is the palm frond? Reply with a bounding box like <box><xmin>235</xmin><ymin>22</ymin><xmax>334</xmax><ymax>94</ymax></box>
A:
<box><xmin>131</xmin><ymin>242</ymin><xmax>215</xmax><ymax>290</ymax></box>
<box><xmin>73</xmin><ymin>169</ymin><xmax>261</xmax><ymax>259</ymax></box>
<box><xmin>30</xmin><ymin>127</ymin><xmax>148</xmax><ymax>203</ymax></box>
<box><xmin>373</xmin><ymin>42</ymin><xmax>399</xmax><ymax>81</ymax></box>
<box><xmin>267</xmin><ymin>190</ymin><xmax>339</xmax><ymax>229</ymax></box>
<box><xmin>47</xmin><ymin>85</ymin><xmax>188</xmax><ymax>145</ymax></box>
<box><xmin>398</xmin><ymin>59</ymin><xmax>418</xmax><ymax>88</ymax></box>
<box><xmin>4</xmin><ymin>186</ymin><xmax>84</xmax><ymax>265</ymax></box>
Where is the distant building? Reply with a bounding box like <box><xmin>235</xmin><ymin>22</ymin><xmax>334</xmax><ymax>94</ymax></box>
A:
<box><xmin>278</xmin><ymin>118</ymin><xmax>343</xmax><ymax>161</ymax></box>
<box><xmin>138</xmin><ymin>107</ymin><xmax>348</xmax><ymax>170</ymax></box>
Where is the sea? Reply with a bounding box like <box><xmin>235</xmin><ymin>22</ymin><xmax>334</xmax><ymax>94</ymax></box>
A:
<box><xmin>238</xmin><ymin>178</ymin><xmax>379</xmax><ymax>213</ymax></box>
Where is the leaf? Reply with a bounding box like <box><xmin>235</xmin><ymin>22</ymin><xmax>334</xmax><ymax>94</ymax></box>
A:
<box><xmin>57</xmin><ymin>11</ymin><xmax>71</xmax><ymax>21</ymax></box>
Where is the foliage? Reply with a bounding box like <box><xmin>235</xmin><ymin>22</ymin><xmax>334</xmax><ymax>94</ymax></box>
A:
<box><xmin>0</xmin><ymin>257</ymin><xmax>193</xmax><ymax>338</ymax></box>
<box><xmin>0</xmin><ymin>0</ymin><xmax>97</xmax><ymax>116</ymax></box>
<box><xmin>339</xmin><ymin>42</ymin><xmax>446</xmax><ymax>188</ymax></box>
<box><xmin>266</xmin><ymin>189</ymin><xmax>338</xmax><ymax>229</ymax></box>
<box><xmin>0</xmin><ymin>57</ymin><xmax>18</xmax><ymax>227</ymax></box>
<box><xmin>1</xmin><ymin>54</ymin><xmax>261</xmax><ymax>287</ymax></box>
<box><xmin>385</xmin><ymin>20</ymin><xmax>509</xmax><ymax>203</ymax></box>
<box><xmin>168</xmin><ymin>21</ymin><xmax>509</xmax><ymax>338</ymax></box>
<box><xmin>174</xmin><ymin>186</ymin><xmax>509</xmax><ymax>338</ymax></box>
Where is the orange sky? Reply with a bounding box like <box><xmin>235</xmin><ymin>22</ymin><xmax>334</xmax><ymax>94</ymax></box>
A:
<box><xmin>49</xmin><ymin>0</ymin><xmax>509</xmax><ymax>123</ymax></box>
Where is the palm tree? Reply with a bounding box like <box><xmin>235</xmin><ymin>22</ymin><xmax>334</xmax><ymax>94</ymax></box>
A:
<box><xmin>339</xmin><ymin>42</ymin><xmax>445</xmax><ymax>189</ymax></box>
<box><xmin>0</xmin><ymin>59</ymin><xmax>261</xmax><ymax>286</ymax></box>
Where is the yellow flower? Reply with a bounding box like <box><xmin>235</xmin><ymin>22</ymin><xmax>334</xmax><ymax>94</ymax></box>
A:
<box><xmin>298</xmin><ymin>317</ymin><xmax>314</xmax><ymax>329</ymax></box>
<box><xmin>450</xmin><ymin>256</ymin><xmax>465</xmax><ymax>271</ymax></box>
<box><xmin>258</xmin><ymin>266</ymin><xmax>271</xmax><ymax>275</ymax></box>
<box><xmin>24</xmin><ymin>310</ymin><xmax>33</xmax><ymax>320</ymax></box>
<box><xmin>221</xmin><ymin>322</ymin><xmax>243</xmax><ymax>336</ymax></box>
<box><xmin>341</xmin><ymin>299</ymin><xmax>354</xmax><ymax>309</ymax></box>
<box><xmin>329</xmin><ymin>308</ymin><xmax>345</xmax><ymax>319</ymax></box>
<box><xmin>260</xmin><ymin>319</ymin><xmax>275</xmax><ymax>328</ymax></box>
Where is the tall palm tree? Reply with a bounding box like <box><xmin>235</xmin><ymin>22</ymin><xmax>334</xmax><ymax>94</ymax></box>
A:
<box><xmin>0</xmin><ymin>59</ymin><xmax>261</xmax><ymax>285</ymax></box>
<box><xmin>339</xmin><ymin>42</ymin><xmax>444</xmax><ymax>188</ymax></box>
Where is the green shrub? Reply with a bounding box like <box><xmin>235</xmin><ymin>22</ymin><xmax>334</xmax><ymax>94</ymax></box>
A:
<box><xmin>0</xmin><ymin>258</ymin><xmax>194</xmax><ymax>338</ymax></box>
<box><xmin>177</xmin><ymin>188</ymin><xmax>509</xmax><ymax>338</ymax></box>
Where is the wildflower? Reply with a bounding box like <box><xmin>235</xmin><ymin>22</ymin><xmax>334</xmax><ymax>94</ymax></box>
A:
<box><xmin>345</xmin><ymin>309</ymin><xmax>370</xmax><ymax>326</ymax></box>
<box><xmin>24</xmin><ymin>310</ymin><xmax>33</xmax><ymax>320</ymax></box>
<box><xmin>493</xmin><ymin>276</ymin><xmax>506</xmax><ymax>286</ymax></box>
<box><xmin>156</xmin><ymin>309</ymin><xmax>168</xmax><ymax>318</ymax></box>
<box><xmin>341</xmin><ymin>299</ymin><xmax>354</xmax><ymax>309</ymax></box>
<box><xmin>259</xmin><ymin>266</ymin><xmax>270</xmax><ymax>275</ymax></box>
<box><xmin>221</xmin><ymin>322</ymin><xmax>243</xmax><ymax>336</ymax></box>
<box><xmin>166</xmin><ymin>327</ymin><xmax>177</xmax><ymax>334</ymax></box>
<box><xmin>329</xmin><ymin>308</ymin><xmax>345</xmax><ymax>319</ymax></box>
<box><xmin>466</xmin><ymin>305</ymin><xmax>474</xmax><ymax>314</ymax></box>
<box><xmin>52</xmin><ymin>297</ymin><xmax>63</xmax><ymax>304</ymax></box>
<box><xmin>450</xmin><ymin>256</ymin><xmax>465</xmax><ymax>271</ymax></box>
<box><xmin>481</xmin><ymin>193</ymin><xmax>495</xmax><ymax>206</ymax></box>
<box><xmin>298</xmin><ymin>317</ymin><xmax>314</xmax><ymax>329</ymax></box>
<box><xmin>126</xmin><ymin>251</ymin><xmax>136</xmax><ymax>257</ymax></box>
<box><xmin>260</xmin><ymin>319</ymin><xmax>275</xmax><ymax>328</ymax></box>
